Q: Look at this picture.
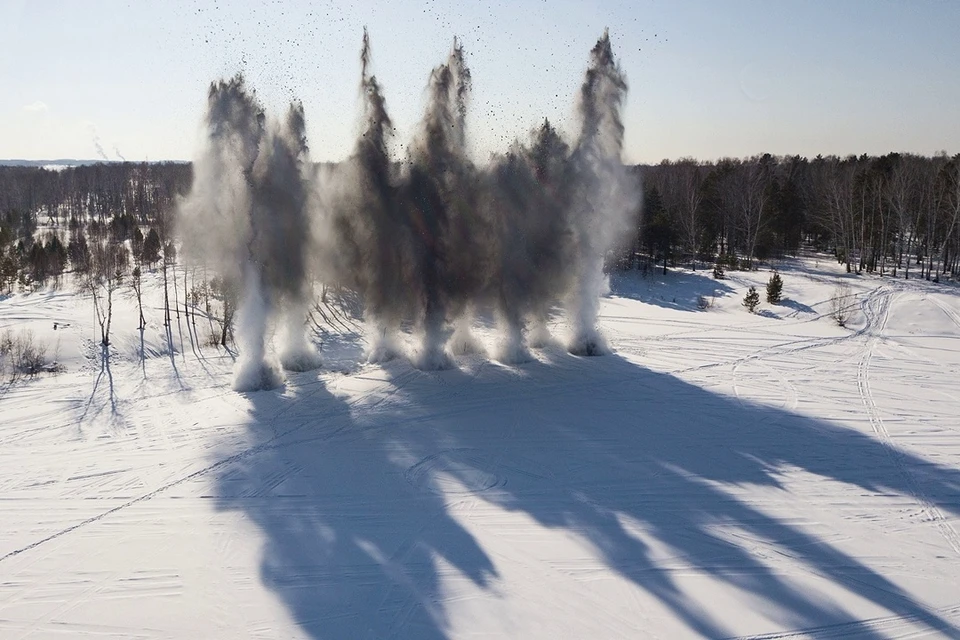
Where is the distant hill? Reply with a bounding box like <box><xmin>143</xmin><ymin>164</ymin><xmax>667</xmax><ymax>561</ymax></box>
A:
<box><xmin>0</xmin><ymin>159</ymin><xmax>190</xmax><ymax>168</ymax></box>
<box><xmin>0</xmin><ymin>159</ymin><xmax>117</xmax><ymax>168</ymax></box>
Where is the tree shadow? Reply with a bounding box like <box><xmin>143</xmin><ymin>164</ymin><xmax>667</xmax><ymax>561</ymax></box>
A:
<box><xmin>163</xmin><ymin>324</ymin><xmax>184</xmax><ymax>389</ymax></box>
<box><xmin>77</xmin><ymin>341</ymin><xmax>117</xmax><ymax>428</ymax></box>
<box><xmin>780</xmin><ymin>298</ymin><xmax>816</xmax><ymax>315</ymax></box>
<box><xmin>215</xmin><ymin>352</ymin><xmax>960</xmax><ymax>638</ymax></box>
<box><xmin>139</xmin><ymin>325</ymin><xmax>146</xmax><ymax>377</ymax></box>
<box><xmin>100</xmin><ymin>342</ymin><xmax>116</xmax><ymax>415</ymax></box>
<box><xmin>610</xmin><ymin>270</ymin><xmax>735</xmax><ymax>312</ymax></box>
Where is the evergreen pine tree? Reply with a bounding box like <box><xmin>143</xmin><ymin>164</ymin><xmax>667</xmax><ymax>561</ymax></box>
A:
<box><xmin>743</xmin><ymin>286</ymin><xmax>760</xmax><ymax>313</ymax></box>
<box><xmin>142</xmin><ymin>228</ymin><xmax>161</xmax><ymax>267</ymax></box>
<box><xmin>68</xmin><ymin>232</ymin><xmax>91</xmax><ymax>275</ymax></box>
<box><xmin>132</xmin><ymin>227</ymin><xmax>145</xmax><ymax>265</ymax></box>
<box><xmin>766</xmin><ymin>271</ymin><xmax>783</xmax><ymax>304</ymax></box>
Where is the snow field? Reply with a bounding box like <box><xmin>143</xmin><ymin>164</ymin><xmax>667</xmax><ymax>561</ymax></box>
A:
<box><xmin>1</xmin><ymin>254</ymin><xmax>960</xmax><ymax>638</ymax></box>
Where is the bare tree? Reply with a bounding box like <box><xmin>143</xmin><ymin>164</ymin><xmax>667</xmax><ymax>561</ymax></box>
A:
<box><xmin>209</xmin><ymin>275</ymin><xmax>237</xmax><ymax>348</ymax></box>
<box><xmin>934</xmin><ymin>156</ymin><xmax>960</xmax><ymax>280</ymax></box>
<box><xmin>87</xmin><ymin>237</ymin><xmax>129</xmax><ymax>347</ymax></box>
<box><xmin>661</xmin><ymin>159</ymin><xmax>706</xmax><ymax>268</ymax></box>
<box><xmin>728</xmin><ymin>156</ymin><xmax>772</xmax><ymax>269</ymax></box>
<box><xmin>157</xmin><ymin>206</ymin><xmax>174</xmax><ymax>327</ymax></box>
<box><xmin>822</xmin><ymin>159</ymin><xmax>858</xmax><ymax>272</ymax></box>
<box><xmin>885</xmin><ymin>155</ymin><xmax>918</xmax><ymax>278</ymax></box>
<box><xmin>131</xmin><ymin>265</ymin><xmax>145</xmax><ymax>331</ymax></box>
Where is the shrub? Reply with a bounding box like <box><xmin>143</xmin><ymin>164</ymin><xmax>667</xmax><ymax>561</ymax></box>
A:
<box><xmin>831</xmin><ymin>280</ymin><xmax>853</xmax><ymax>327</ymax></box>
<box><xmin>0</xmin><ymin>329</ymin><xmax>61</xmax><ymax>381</ymax></box>
<box><xmin>713</xmin><ymin>261</ymin><xmax>725</xmax><ymax>280</ymax></box>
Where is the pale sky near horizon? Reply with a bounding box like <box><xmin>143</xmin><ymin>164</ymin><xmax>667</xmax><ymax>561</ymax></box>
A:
<box><xmin>1</xmin><ymin>0</ymin><xmax>958</xmax><ymax>164</ymax></box>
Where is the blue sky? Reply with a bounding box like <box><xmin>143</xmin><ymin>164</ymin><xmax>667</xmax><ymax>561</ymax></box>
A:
<box><xmin>1</xmin><ymin>0</ymin><xmax>958</xmax><ymax>163</ymax></box>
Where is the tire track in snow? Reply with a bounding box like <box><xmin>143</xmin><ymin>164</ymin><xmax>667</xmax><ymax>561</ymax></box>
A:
<box><xmin>731</xmin><ymin>357</ymin><xmax>800</xmax><ymax>413</ymax></box>
<box><xmin>928</xmin><ymin>294</ymin><xmax>960</xmax><ymax>334</ymax></box>
<box><xmin>0</xmin><ymin>430</ymin><xmax>315</xmax><ymax>565</ymax></box>
<box><xmin>857</xmin><ymin>290</ymin><xmax>960</xmax><ymax>556</ymax></box>
<box><xmin>0</xmin><ymin>369</ymin><xmax>416</xmax><ymax>565</ymax></box>
<box><xmin>673</xmin><ymin>285</ymin><xmax>892</xmax><ymax>377</ymax></box>
<box><xmin>2</xmin><ymin>525</ymin><xmax>182</xmax><ymax>640</ymax></box>
<box><xmin>723</xmin><ymin>601</ymin><xmax>960</xmax><ymax>640</ymax></box>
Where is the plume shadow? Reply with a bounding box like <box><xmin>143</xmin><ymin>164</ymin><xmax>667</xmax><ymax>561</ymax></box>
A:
<box><xmin>214</xmin><ymin>353</ymin><xmax>960</xmax><ymax>638</ymax></box>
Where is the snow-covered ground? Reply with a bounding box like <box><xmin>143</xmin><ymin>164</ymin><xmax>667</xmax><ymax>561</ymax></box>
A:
<box><xmin>2</xmin><ymin>255</ymin><xmax>960</xmax><ymax>639</ymax></box>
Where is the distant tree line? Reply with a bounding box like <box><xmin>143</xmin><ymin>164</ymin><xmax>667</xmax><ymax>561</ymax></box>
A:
<box><xmin>0</xmin><ymin>162</ymin><xmax>197</xmax><ymax>349</ymax></box>
<box><xmin>0</xmin><ymin>162</ymin><xmax>189</xmax><ymax>292</ymax></box>
<box><xmin>2</xmin><ymin>153</ymin><xmax>959</xmax><ymax>339</ymax></box>
<box><xmin>634</xmin><ymin>152</ymin><xmax>960</xmax><ymax>281</ymax></box>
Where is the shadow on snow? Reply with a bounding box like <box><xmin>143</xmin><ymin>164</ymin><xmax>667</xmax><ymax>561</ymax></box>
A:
<box><xmin>609</xmin><ymin>270</ymin><xmax>735</xmax><ymax>312</ymax></box>
<box><xmin>215</xmin><ymin>350</ymin><xmax>960</xmax><ymax>639</ymax></box>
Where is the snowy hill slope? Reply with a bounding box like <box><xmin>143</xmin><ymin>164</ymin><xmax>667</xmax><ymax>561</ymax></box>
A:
<box><xmin>1</xmin><ymin>255</ymin><xmax>960</xmax><ymax>639</ymax></box>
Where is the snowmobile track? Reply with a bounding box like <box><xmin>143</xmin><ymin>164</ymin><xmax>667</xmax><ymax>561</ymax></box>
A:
<box><xmin>857</xmin><ymin>290</ymin><xmax>960</xmax><ymax>556</ymax></box>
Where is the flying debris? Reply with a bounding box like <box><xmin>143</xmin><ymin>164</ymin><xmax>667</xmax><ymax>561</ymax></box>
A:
<box><xmin>178</xmin><ymin>29</ymin><xmax>640</xmax><ymax>385</ymax></box>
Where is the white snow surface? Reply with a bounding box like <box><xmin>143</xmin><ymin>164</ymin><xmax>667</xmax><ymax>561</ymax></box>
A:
<box><xmin>2</xmin><ymin>255</ymin><xmax>960</xmax><ymax>639</ymax></box>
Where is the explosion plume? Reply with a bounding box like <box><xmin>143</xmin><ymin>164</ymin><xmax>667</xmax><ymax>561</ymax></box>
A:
<box><xmin>179</xmin><ymin>30</ymin><xmax>640</xmax><ymax>382</ymax></box>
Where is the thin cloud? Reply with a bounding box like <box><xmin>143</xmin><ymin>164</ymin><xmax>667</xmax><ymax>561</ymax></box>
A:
<box><xmin>22</xmin><ymin>101</ymin><xmax>49</xmax><ymax>113</ymax></box>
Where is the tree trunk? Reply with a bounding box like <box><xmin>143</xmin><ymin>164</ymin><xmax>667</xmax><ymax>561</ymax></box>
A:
<box><xmin>103</xmin><ymin>283</ymin><xmax>113</xmax><ymax>346</ymax></box>
<box><xmin>220</xmin><ymin>297</ymin><xmax>231</xmax><ymax>347</ymax></box>
<box><xmin>162</xmin><ymin>260</ymin><xmax>170</xmax><ymax>326</ymax></box>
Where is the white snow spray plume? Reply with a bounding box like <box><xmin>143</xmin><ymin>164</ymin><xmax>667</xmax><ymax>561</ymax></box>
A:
<box><xmin>180</xmin><ymin>29</ymin><xmax>639</xmax><ymax>383</ymax></box>
<box><xmin>179</xmin><ymin>76</ymin><xmax>321</xmax><ymax>391</ymax></box>
<box><xmin>566</xmin><ymin>29</ymin><xmax>638</xmax><ymax>355</ymax></box>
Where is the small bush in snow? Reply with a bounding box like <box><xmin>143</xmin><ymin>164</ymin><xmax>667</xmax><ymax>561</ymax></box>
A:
<box><xmin>696</xmin><ymin>294</ymin><xmax>713</xmax><ymax>310</ymax></box>
<box><xmin>742</xmin><ymin>286</ymin><xmax>760</xmax><ymax>313</ymax></box>
<box><xmin>831</xmin><ymin>280</ymin><xmax>853</xmax><ymax>327</ymax></box>
<box><xmin>0</xmin><ymin>330</ymin><xmax>12</xmax><ymax>360</ymax></box>
<box><xmin>713</xmin><ymin>261</ymin><xmax>725</xmax><ymax>280</ymax></box>
<box><xmin>0</xmin><ymin>329</ymin><xmax>61</xmax><ymax>382</ymax></box>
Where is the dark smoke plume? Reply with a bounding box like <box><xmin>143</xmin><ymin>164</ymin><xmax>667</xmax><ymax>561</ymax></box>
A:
<box><xmin>179</xmin><ymin>76</ymin><xmax>320</xmax><ymax>391</ymax></box>
<box><xmin>482</xmin><ymin>119</ymin><xmax>573</xmax><ymax>362</ymax></box>
<box><xmin>312</xmin><ymin>28</ymin><xmax>412</xmax><ymax>362</ymax></box>
<box><xmin>182</xmin><ymin>30</ymin><xmax>639</xmax><ymax>381</ymax></box>
<box><xmin>251</xmin><ymin>101</ymin><xmax>322</xmax><ymax>374</ymax></box>
<box><xmin>399</xmin><ymin>37</ymin><xmax>484</xmax><ymax>368</ymax></box>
